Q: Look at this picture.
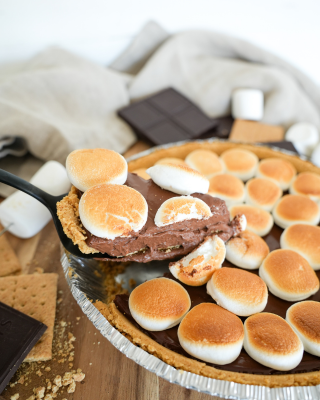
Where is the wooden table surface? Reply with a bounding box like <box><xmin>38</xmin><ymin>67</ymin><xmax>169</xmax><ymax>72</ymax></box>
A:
<box><xmin>1</xmin><ymin>142</ymin><xmax>221</xmax><ymax>400</ymax></box>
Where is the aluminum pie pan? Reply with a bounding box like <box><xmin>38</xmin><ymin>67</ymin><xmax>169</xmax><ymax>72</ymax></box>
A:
<box><xmin>61</xmin><ymin>138</ymin><xmax>320</xmax><ymax>400</ymax></box>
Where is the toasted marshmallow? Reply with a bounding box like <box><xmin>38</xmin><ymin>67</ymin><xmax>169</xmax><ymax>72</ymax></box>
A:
<box><xmin>244</xmin><ymin>313</ymin><xmax>303</xmax><ymax>371</ymax></box>
<box><xmin>169</xmin><ymin>236</ymin><xmax>226</xmax><ymax>286</ymax></box>
<box><xmin>259</xmin><ymin>249</ymin><xmax>319</xmax><ymax>301</ymax></box>
<box><xmin>147</xmin><ymin>163</ymin><xmax>209</xmax><ymax>195</ymax></box>
<box><xmin>207</xmin><ymin>268</ymin><xmax>268</xmax><ymax>316</ymax></box>
<box><xmin>245</xmin><ymin>178</ymin><xmax>282</xmax><ymax>211</ymax></box>
<box><xmin>154</xmin><ymin>196</ymin><xmax>212</xmax><ymax>227</ymax></box>
<box><xmin>286</xmin><ymin>301</ymin><xmax>320</xmax><ymax>357</ymax></box>
<box><xmin>280</xmin><ymin>224</ymin><xmax>320</xmax><ymax>270</ymax></box>
<box><xmin>220</xmin><ymin>149</ymin><xmax>258</xmax><ymax>181</ymax></box>
<box><xmin>79</xmin><ymin>184</ymin><xmax>148</xmax><ymax>240</ymax></box>
<box><xmin>290</xmin><ymin>172</ymin><xmax>320</xmax><ymax>202</ymax></box>
<box><xmin>129</xmin><ymin>278</ymin><xmax>191</xmax><ymax>331</ymax></box>
<box><xmin>229</xmin><ymin>204</ymin><xmax>274</xmax><ymax>237</ymax></box>
<box><xmin>185</xmin><ymin>149</ymin><xmax>224</xmax><ymax>178</ymax></box>
<box><xmin>178</xmin><ymin>303</ymin><xmax>244</xmax><ymax>364</ymax></box>
<box><xmin>208</xmin><ymin>174</ymin><xmax>245</xmax><ymax>206</ymax></box>
<box><xmin>155</xmin><ymin>157</ymin><xmax>188</xmax><ymax>166</ymax></box>
<box><xmin>132</xmin><ymin>168</ymin><xmax>150</xmax><ymax>180</ymax></box>
<box><xmin>256</xmin><ymin>158</ymin><xmax>296</xmax><ymax>190</ymax></box>
<box><xmin>66</xmin><ymin>148</ymin><xmax>127</xmax><ymax>192</ymax></box>
<box><xmin>273</xmin><ymin>194</ymin><xmax>320</xmax><ymax>229</ymax></box>
<box><xmin>226</xmin><ymin>230</ymin><xmax>270</xmax><ymax>270</ymax></box>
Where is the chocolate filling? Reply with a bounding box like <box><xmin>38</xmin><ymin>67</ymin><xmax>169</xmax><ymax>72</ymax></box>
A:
<box><xmin>114</xmin><ymin>222</ymin><xmax>320</xmax><ymax>375</ymax></box>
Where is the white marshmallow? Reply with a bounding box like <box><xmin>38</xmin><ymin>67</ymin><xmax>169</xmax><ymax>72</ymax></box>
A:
<box><xmin>285</xmin><ymin>122</ymin><xmax>319</xmax><ymax>157</ymax></box>
<box><xmin>232</xmin><ymin>89</ymin><xmax>264</xmax><ymax>121</ymax></box>
<box><xmin>146</xmin><ymin>164</ymin><xmax>209</xmax><ymax>195</ymax></box>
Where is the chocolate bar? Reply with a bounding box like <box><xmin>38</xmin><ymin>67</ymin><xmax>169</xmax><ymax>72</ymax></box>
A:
<box><xmin>0</xmin><ymin>302</ymin><xmax>47</xmax><ymax>393</ymax></box>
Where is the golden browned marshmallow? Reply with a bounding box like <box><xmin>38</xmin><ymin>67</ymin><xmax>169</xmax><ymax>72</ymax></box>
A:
<box><xmin>244</xmin><ymin>313</ymin><xmax>303</xmax><ymax>371</ymax></box>
<box><xmin>220</xmin><ymin>149</ymin><xmax>258</xmax><ymax>181</ymax></box>
<box><xmin>225</xmin><ymin>230</ymin><xmax>270</xmax><ymax>269</ymax></box>
<box><xmin>245</xmin><ymin>178</ymin><xmax>282</xmax><ymax>211</ymax></box>
<box><xmin>207</xmin><ymin>268</ymin><xmax>268</xmax><ymax>316</ymax></box>
<box><xmin>66</xmin><ymin>148</ymin><xmax>127</xmax><ymax>191</ymax></box>
<box><xmin>169</xmin><ymin>236</ymin><xmax>225</xmax><ymax>286</ymax></box>
<box><xmin>273</xmin><ymin>194</ymin><xmax>320</xmax><ymax>229</ymax></box>
<box><xmin>256</xmin><ymin>158</ymin><xmax>296</xmax><ymax>190</ymax></box>
<box><xmin>208</xmin><ymin>174</ymin><xmax>245</xmax><ymax>206</ymax></box>
<box><xmin>155</xmin><ymin>157</ymin><xmax>188</xmax><ymax>166</ymax></box>
<box><xmin>178</xmin><ymin>303</ymin><xmax>244</xmax><ymax>364</ymax></box>
<box><xmin>286</xmin><ymin>301</ymin><xmax>320</xmax><ymax>356</ymax></box>
<box><xmin>129</xmin><ymin>278</ymin><xmax>191</xmax><ymax>331</ymax></box>
<box><xmin>185</xmin><ymin>149</ymin><xmax>224</xmax><ymax>177</ymax></box>
<box><xmin>259</xmin><ymin>249</ymin><xmax>319</xmax><ymax>301</ymax></box>
<box><xmin>290</xmin><ymin>172</ymin><xmax>320</xmax><ymax>202</ymax></box>
<box><xmin>229</xmin><ymin>204</ymin><xmax>274</xmax><ymax>236</ymax></box>
<box><xmin>79</xmin><ymin>184</ymin><xmax>148</xmax><ymax>240</ymax></box>
<box><xmin>280</xmin><ymin>224</ymin><xmax>320</xmax><ymax>271</ymax></box>
<box><xmin>132</xmin><ymin>168</ymin><xmax>150</xmax><ymax>180</ymax></box>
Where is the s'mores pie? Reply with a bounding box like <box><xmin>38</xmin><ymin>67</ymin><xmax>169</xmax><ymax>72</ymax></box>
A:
<box><xmin>273</xmin><ymin>194</ymin><xmax>320</xmax><ymax>229</ymax></box>
<box><xmin>286</xmin><ymin>301</ymin><xmax>320</xmax><ymax>357</ymax></box>
<box><xmin>226</xmin><ymin>230</ymin><xmax>270</xmax><ymax>270</ymax></box>
<box><xmin>178</xmin><ymin>303</ymin><xmax>244</xmax><ymax>364</ymax></box>
<box><xmin>280</xmin><ymin>224</ymin><xmax>320</xmax><ymax>270</ymax></box>
<box><xmin>244</xmin><ymin>313</ymin><xmax>303</xmax><ymax>371</ymax></box>
<box><xmin>256</xmin><ymin>158</ymin><xmax>296</xmax><ymax>190</ymax></box>
<box><xmin>208</xmin><ymin>174</ymin><xmax>245</xmax><ymax>206</ymax></box>
<box><xmin>147</xmin><ymin>163</ymin><xmax>209</xmax><ymax>195</ymax></box>
<box><xmin>245</xmin><ymin>178</ymin><xmax>282</xmax><ymax>211</ymax></box>
<box><xmin>229</xmin><ymin>204</ymin><xmax>273</xmax><ymax>236</ymax></box>
<box><xmin>207</xmin><ymin>268</ymin><xmax>268</xmax><ymax>316</ymax></box>
<box><xmin>155</xmin><ymin>157</ymin><xmax>188</xmax><ymax>167</ymax></box>
<box><xmin>132</xmin><ymin>168</ymin><xmax>150</xmax><ymax>180</ymax></box>
<box><xmin>169</xmin><ymin>236</ymin><xmax>225</xmax><ymax>286</ymax></box>
<box><xmin>79</xmin><ymin>184</ymin><xmax>148</xmax><ymax>240</ymax></box>
<box><xmin>129</xmin><ymin>278</ymin><xmax>191</xmax><ymax>331</ymax></box>
<box><xmin>155</xmin><ymin>196</ymin><xmax>212</xmax><ymax>227</ymax></box>
<box><xmin>185</xmin><ymin>149</ymin><xmax>224</xmax><ymax>177</ymax></box>
<box><xmin>290</xmin><ymin>172</ymin><xmax>320</xmax><ymax>202</ymax></box>
<box><xmin>220</xmin><ymin>149</ymin><xmax>258</xmax><ymax>181</ymax></box>
<box><xmin>259</xmin><ymin>249</ymin><xmax>319</xmax><ymax>301</ymax></box>
<box><xmin>66</xmin><ymin>148</ymin><xmax>128</xmax><ymax>191</ymax></box>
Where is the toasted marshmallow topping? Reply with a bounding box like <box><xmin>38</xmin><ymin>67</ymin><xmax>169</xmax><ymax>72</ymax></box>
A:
<box><xmin>169</xmin><ymin>236</ymin><xmax>226</xmax><ymax>286</ymax></box>
<box><xmin>155</xmin><ymin>157</ymin><xmax>188</xmax><ymax>166</ymax></box>
<box><xmin>155</xmin><ymin>196</ymin><xmax>212</xmax><ymax>227</ymax></box>
<box><xmin>129</xmin><ymin>278</ymin><xmax>191</xmax><ymax>331</ymax></box>
<box><xmin>185</xmin><ymin>149</ymin><xmax>224</xmax><ymax>177</ymax></box>
<box><xmin>259</xmin><ymin>249</ymin><xmax>319</xmax><ymax>301</ymax></box>
<box><xmin>256</xmin><ymin>158</ymin><xmax>296</xmax><ymax>190</ymax></box>
<box><xmin>245</xmin><ymin>178</ymin><xmax>282</xmax><ymax>211</ymax></box>
<box><xmin>286</xmin><ymin>301</ymin><xmax>320</xmax><ymax>356</ymax></box>
<box><xmin>226</xmin><ymin>230</ymin><xmax>270</xmax><ymax>270</ymax></box>
<box><xmin>208</xmin><ymin>174</ymin><xmax>245</xmax><ymax>206</ymax></box>
<box><xmin>178</xmin><ymin>303</ymin><xmax>244</xmax><ymax>364</ymax></box>
<box><xmin>207</xmin><ymin>267</ymin><xmax>268</xmax><ymax>316</ymax></box>
<box><xmin>146</xmin><ymin>163</ymin><xmax>209</xmax><ymax>195</ymax></box>
<box><xmin>290</xmin><ymin>172</ymin><xmax>320</xmax><ymax>202</ymax></box>
<box><xmin>132</xmin><ymin>168</ymin><xmax>150</xmax><ymax>180</ymax></box>
<box><xmin>273</xmin><ymin>194</ymin><xmax>320</xmax><ymax>229</ymax></box>
<box><xmin>79</xmin><ymin>184</ymin><xmax>148</xmax><ymax>240</ymax></box>
<box><xmin>280</xmin><ymin>224</ymin><xmax>320</xmax><ymax>270</ymax></box>
<box><xmin>229</xmin><ymin>204</ymin><xmax>274</xmax><ymax>237</ymax></box>
<box><xmin>66</xmin><ymin>148</ymin><xmax>127</xmax><ymax>191</ymax></box>
<box><xmin>220</xmin><ymin>149</ymin><xmax>258</xmax><ymax>181</ymax></box>
<box><xmin>244</xmin><ymin>313</ymin><xmax>303</xmax><ymax>371</ymax></box>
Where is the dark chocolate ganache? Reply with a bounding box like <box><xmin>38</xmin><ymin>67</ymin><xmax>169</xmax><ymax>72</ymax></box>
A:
<box><xmin>84</xmin><ymin>173</ymin><xmax>239</xmax><ymax>262</ymax></box>
<box><xmin>114</xmin><ymin>221</ymin><xmax>320</xmax><ymax>375</ymax></box>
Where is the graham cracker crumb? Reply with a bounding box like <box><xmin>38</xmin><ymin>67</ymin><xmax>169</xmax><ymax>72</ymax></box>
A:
<box><xmin>10</xmin><ymin>394</ymin><xmax>19</xmax><ymax>400</ymax></box>
<box><xmin>67</xmin><ymin>381</ymin><xmax>76</xmax><ymax>393</ymax></box>
<box><xmin>53</xmin><ymin>375</ymin><xmax>62</xmax><ymax>387</ymax></box>
<box><xmin>52</xmin><ymin>385</ymin><xmax>59</xmax><ymax>394</ymax></box>
<box><xmin>62</xmin><ymin>372</ymin><xmax>73</xmax><ymax>386</ymax></box>
<box><xmin>33</xmin><ymin>386</ymin><xmax>45</xmax><ymax>398</ymax></box>
<box><xmin>73</xmin><ymin>372</ymin><xmax>85</xmax><ymax>382</ymax></box>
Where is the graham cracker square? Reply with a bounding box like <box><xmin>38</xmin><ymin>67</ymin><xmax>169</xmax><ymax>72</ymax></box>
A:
<box><xmin>230</xmin><ymin>119</ymin><xmax>284</xmax><ymax>143</ymax></box>
<box><xmin>0</xmin><ymin>273</ymin><xmax>58</xmax><ymax>361</ymax></box>
<box><xmin>0</xmin><ymin>225</ymin><xmax>21</xmax><ymax>277</ymax></box>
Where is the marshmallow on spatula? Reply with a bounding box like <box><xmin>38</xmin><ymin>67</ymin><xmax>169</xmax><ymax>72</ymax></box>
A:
<box><xmin>169</xmin><ymin>236</ymin><xmax>226</xmax><ymax>286</ymax></box>
<box><xmin>146</xmin><ymin>163</ymin><xmax>209</xmax><ymax>195</ymax></box>
<box><xmin>0</xmin><ymin>161</ymin><xmax>70</xmax><ymax>239</ymax></box>
<box><xmin>232</xmin><ymin>89</ymin><xmax>264</xmax><ymax>121</ymax></box>
<box><xmin>285</xmin><ymin>122</ymin><xmax>319</xmax><ymax>157</ymax></box>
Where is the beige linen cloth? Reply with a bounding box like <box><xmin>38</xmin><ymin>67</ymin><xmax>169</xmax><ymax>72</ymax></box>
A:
<box><xmin>1</xmin><ymin>21</ymin><xmax>320</xmax><ymax>197</ymax></box>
